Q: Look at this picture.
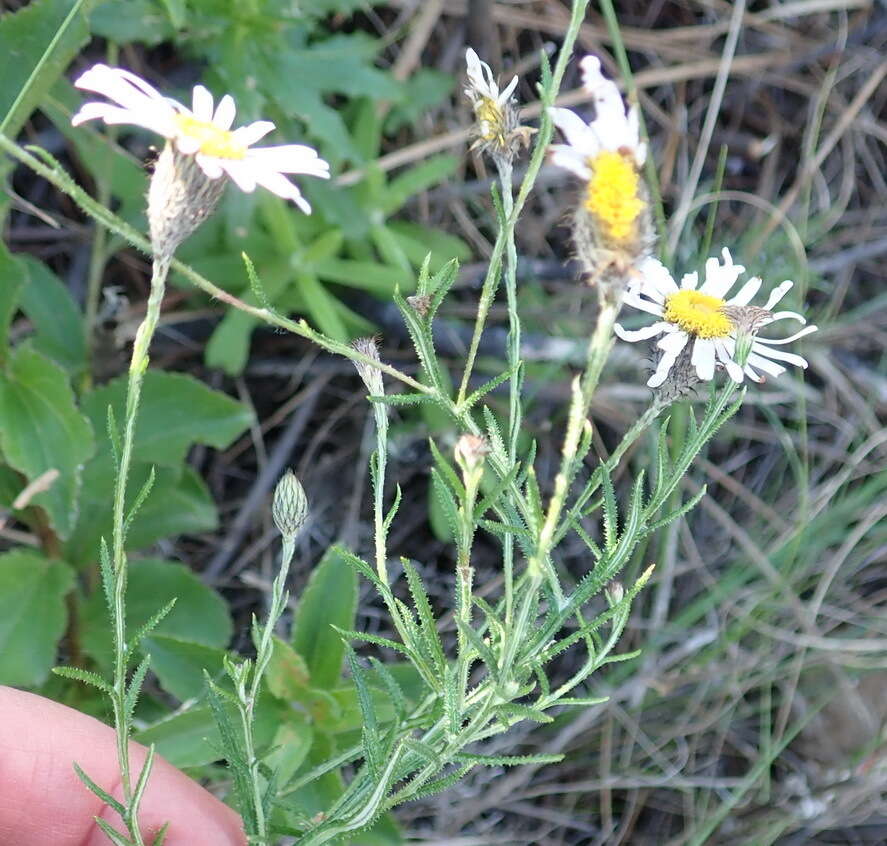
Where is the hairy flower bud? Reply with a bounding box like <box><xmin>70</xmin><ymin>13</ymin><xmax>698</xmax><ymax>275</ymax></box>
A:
<box><xmin>352</xmin><ymin>336</ymin><xmax>384</xmax><ymax>397</ymax></box>
<box><xmin>454</xmin><ymin>434</ymin><xmax>489</xmax><ymax>475</ymax></box>
<box><xmin>272</xmin><ymin>469</ymin><xmax>308</xmax><ymax>538</ymax></box>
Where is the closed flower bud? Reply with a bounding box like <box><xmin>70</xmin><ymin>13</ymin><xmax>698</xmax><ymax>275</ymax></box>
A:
<box><xmin>272</xmin><ymin>469</ymin><xmax>308</xmax><ymax>538</ymax></box>
<box><xmin>352</xmin><ymin>336</ymin><xmax>385</xmax><ymax>397</ymax></box>
<box><xmin>454</xmin><ymin>434</ymin><xmax>489</xmax><ymax>475</ymax></box>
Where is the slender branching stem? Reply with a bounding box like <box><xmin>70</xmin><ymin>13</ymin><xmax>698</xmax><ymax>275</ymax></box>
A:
<box><xmin>108</xmin><ymin>255</ymin><xmax>169</xmax><ymax>845</ymax></box>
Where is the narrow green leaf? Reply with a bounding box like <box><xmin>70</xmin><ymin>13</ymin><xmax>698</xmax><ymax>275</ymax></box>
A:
<box><xmin>73</xmin><ymin>762</ymin><xmax>126</xmax><ymax>817</ymax></box>
<box><xmin>52</xmin><ymin>665</ymin><xmax>112</xmax><ymax>695</ymax></box>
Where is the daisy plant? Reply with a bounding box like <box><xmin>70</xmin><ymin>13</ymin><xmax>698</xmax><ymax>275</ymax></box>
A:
<box><xmin>0</xmin><ymin>0</ymin><xmax>819</xmax><ymax>842</ymax></box>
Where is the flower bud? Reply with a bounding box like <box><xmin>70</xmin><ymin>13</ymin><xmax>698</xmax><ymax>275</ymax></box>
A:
<box><xmin>351</xmin><ymin>336</ymin><xmax>384</xmax><ymax>397</ymax></box>
<box><xmin>454</xmin><ymin>434</ymin><xmax>489</xmax><ymax>475</ymax></box>
<box><xmin>272</xmin><ymin>469</ymin><xmax>308</xmax><ymax>538</ymax></box>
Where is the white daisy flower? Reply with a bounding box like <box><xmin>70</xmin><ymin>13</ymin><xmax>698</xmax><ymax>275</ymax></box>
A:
<box><xmin>615</xmin><ymin>249</ymin><xmax>818</xmax><ymax>387</ymax></box>
<box><xmin>464</xmin><ymin>48</ymin><xmax>524</xmax><ymax>157</ymax></box>
<box><xmin>548</xmin><ymin>55</ymin><xmax>646</xmax><ymax>177</ymax></box>
<box><xmin>71</xmin><ymin>64</ymin><xmax>329</xmax><ymax>213</ymax></box>
<box><xmin>548</xmin><ymin>56</ymin><xmax>647</xmax><ymax>247</ymax></box>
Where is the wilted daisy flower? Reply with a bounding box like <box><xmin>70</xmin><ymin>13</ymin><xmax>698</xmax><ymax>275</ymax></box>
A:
<box><xmin>464</xmin><ymin>48</ymin><xmax>529</xmax><ymax>163</ymax></box>
<box><xmin>72</xmin><ymin>64</ymin><xmax>330</xmax><ymax>213</ymax></box>
<box><xmin>548</xmin><ymin>56</ymin><xmax>652</xmax><ymax>292</ymax></box>
<box><xmin>615</xmin><ymin>249</ymin><xmax>817</xmax><ymax>387</ymax></box>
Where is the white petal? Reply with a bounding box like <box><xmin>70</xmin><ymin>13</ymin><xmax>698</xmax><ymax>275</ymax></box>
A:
<box><xmin>213</xmin><ymin>94</ymin><xmax>236</xmax><ymax>130</ymax></box>
<box><xmin>754</xmin><ymin>325</ymin><xmax>818</xmax><ymax>346</ymax></box>
<box><xmin>253</xmin><ymin>170</ymin><xmax>311</xmax><ymax>213</ymax></box>
<box><xmin>232</xmin><ymin>120</ymin><xmax>275</xmax><ymax>147</ymax></box>
<box><xmin>715</xmin><ymin>341</ymin><xmax>744</xmax><ymax>382</ymax></box>
<box><xmin>74</xmin><ymin>65</ymin><xmax>167</xmax><ymax>112</ymax></box>
<box><xmin>699</xmin><ymin>249</ymin><xmax>744</xmax><ymax>298</ymax></box>
<box><xmin>498</xmin><ymin>75</ymin><xmax>518</xmax><ymax>104</ymax></box>
<box><xmin>728</xmin><ymin>275</ymin><xmax>762</xmax><ymax>306</ymax></box>
<box><xmin>743</xmin><ymin>363</ymin><xmax>765</xmax><ymax>383</ymax></box>
<box><xmin>247</xmin><ymin>144</ymin><xmax>330</xmax><ymax>177</ymax></box>
<box><xmin>749</xmin><ymin>343</ymin><xmax>808</xmax><ymax>369</ymax></box>
<box><xmin>191</xmin><ymin>85</ymin><xmax>214</xmax><ymax>121</ymax></box>
<box><xmin>220</xmin><ymin>159</ymin><xmax>257</xmax><ymax>192</ymax></box>
<box><xmin>648</xmin><ymin>350</ymin><xmax>680</xmax><ymax>388</ymax></box>
<box><xmin>764</xmin><ymin>280</ymin><xmax>793</xmax><ymax>310</ymax></box>
<box><xmin>548</xmin><ymin>107</ymin><xmax>599</xmax><ymax>158</ymax></box>
<box><xmin>764</xmin><ymin>310</ymin><xmax>805</xmax><ymax>325</ymax></box>
<box><xmin>746</xmin><ymin>352</ymin><xmax>786</xmax><ymax>378</ymax></box>
<box><xmin>195</xmin><ymin>153</ymin><xmax>224</xmax><ymax>179</ymax></box>
<box><xmin>624</xmin><ymin>289</ymin><xmax>665</xmax><ymax>318</ymax></box>
<box><xmin>681</xmin><ymin>271</ymin><xmax>699</xmax><ymax>291</ymax></box>
<box><xmin>614</xmin><ymin>322</ymin><xmax>669</xmax><ymax>342</ymax></box>
<box><xmin>638</xmin><ymin>257</ymin><xmax>678</xmax><ymax>300</ymax></box>
<box><xmin>71</xmin><ymin>102</ymin><xmax>175</xmax><ymax>137</ymax></box>
<box><xmin>691</xmin><ymin>338</ymin><xmax>716</xmax><ymax>381</ymax></box>
<box><xmin>658</xmin><ymin>330</ymin><xmax>689</xmax><ymax>355</ymax></box>
<box><xmin>549</xmin><ymin>145</ymin><xmax>591</xmax><ymax>180</ymax></box>
<box><xmin>175</xmin><ymin>134</ymin><xmax>201</xmax><ymax>155</ymax></box>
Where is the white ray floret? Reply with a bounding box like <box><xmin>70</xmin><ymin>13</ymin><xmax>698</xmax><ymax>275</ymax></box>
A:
<box><xmin>615</xmin><ymin>249</ymin><xmax>817</xmax><ymax>387</ymax></box>
<box><xmin>72</xmin><ymin>64</ymin><xmax>329</xmax><ymax>213</ymax></box>
<box><xmin>464</xmin><ymin>48</ymin><xmax>518</xmax><ymax>111</ymax></box>
<box><xmin>547</xmin><ymin>54</ymin><xmax>646</xmax><ymax>179</ymax></box>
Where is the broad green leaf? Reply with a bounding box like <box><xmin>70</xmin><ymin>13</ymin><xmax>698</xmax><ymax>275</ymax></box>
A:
<box><xmin>0</xmin><ymin>549</ymin><xmax>73</xmax><ymax>686</ymax></box>
<box><xmin>267</xmin><ymin>636</ymin><xmax>311</xmax><ymax>698</ymax></box>
<box><xmin>0</xmin><ymin>243</ymin><xmax>26</xmax><ymax>356</ymax></box>
<box><xmin>89</xmin><ymin>0</ymin><xmax>174</xmax><ymax>46</ymax></box>
<box><xmin>268</xmin><ymin>714</ymin><xmax>314</xmax><ymax>793</ymax></box>
<box><xmin>142</xmin><ymin>634</ymin><xmax>227</xmax><ymax>702</ymax></box>
<box><xmin>292</xmin><ymin>547</ymin><xmax>357</xmax><ymax>690</ymax></box>
<box><xmin>0</xmin><ymin>345</ymin><xmax>94</xmax><ymax>538</ymax></box>
<box><xmin>385</xmin><ymin>68</ymin><xmax>453</xmax><ymax>133</ymax></box>
<box><xmin>64</xmin><ymin>464</ymin><xmax>218</xmax><ymax>566</ymax></box>
<box><xmin>82</xmin><ymin>558</ymin><xmax>232</xmax><ymax>670</ymax></box>
<box><xmin>0</xmin><ymin>0</ymin><xmax>90</xmax><ymax>138</ymax></box>
<box><xmin>135</xmin><ymin>697</ymin><xmax>283</xmax><ymax>768</ymax></box>
<box><xmin>18</xmin><ymin>255</ymin><xmax>87</xmax><ymax>376</ymax></box>
<box><xmin>82</xmin><ymin>370</ymin><xmax>253</xmax><ymax>467</ymax></box>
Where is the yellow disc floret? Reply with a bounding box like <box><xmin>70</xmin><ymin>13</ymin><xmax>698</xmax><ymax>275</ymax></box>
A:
<box><xmin>585</xmin><ymin>151</ymin><xmax>645</xmax><ymax>244</ymax></box>
<box><xmin>474</xmin><ymin>96</ymin><xmax>506</xmax><ymax>146</ymax></box>
<box><xmin>174</xmin><ymin>113</ymin><xmax>247</xmax><ymax>159</ymax></box>
<box><xmin>664</xmin><ymin>290</ymin><xmax>733</xmax><ymax>338</ymax></box>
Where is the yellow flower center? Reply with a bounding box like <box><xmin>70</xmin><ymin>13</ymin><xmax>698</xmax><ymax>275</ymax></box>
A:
<box><xmin>585</xmin><ymin>151</ymin><xmax>645</xmax><ymax>244</ymax></box>
<box><xmin>663</xmin><ymin>289</ymin><xmax>733</xmax><ymax>338</ymax></box>
<box><xmin>474</xmin><ymin>96</ymin><xmax>505</xmax><ymax>145</ymax></box>
<box><xmin>174</xmin><ymin>113</ymin><xmax>247</xmax><ymax>159</ymax></box>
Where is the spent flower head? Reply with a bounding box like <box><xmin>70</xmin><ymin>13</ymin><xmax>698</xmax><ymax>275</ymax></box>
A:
<box><xmin>72</xmin><ymin>64</ymin><xmax>330</xmax><ymax>213</ymax></box>
<box><xmin>272</xmin><ymin>469</ymin><xmax>308</xmax><ymax>539</ymax></box>
<box><xmin>548</xmin><ymin>56</ymin><xmax>652</xmax><ymax>293</ymax></box>
<box><xmin>616</xmin><ymin>249</ymin><xmax>818</xmax><ymax>387</ymax></box>
<box><xmin>464</xmin><ymin>48</ymin><xmax>530</xmax><ymax>163</ymax></box>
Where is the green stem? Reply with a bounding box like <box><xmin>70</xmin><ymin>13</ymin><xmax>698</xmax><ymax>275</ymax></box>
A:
<box><xmin>109</xmin><ymin>256</ymin><xmax>169</xmax><ymax>845</ymax></box>
<box><xmin>497</xmin><ymin>157</ymin><xmax>519</xmax><ymax>628</ymax></box>
<box><xmin>0</xmin><ymin>134</ymin><xmax>430</xmax><ymax>397</ymax></box>
<box><xmin>455</xmin><ymin>0</ymin><xmax>592</xmax><ymax>405</ymax></box>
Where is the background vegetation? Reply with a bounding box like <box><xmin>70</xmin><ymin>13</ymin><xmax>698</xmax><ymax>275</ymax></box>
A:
<box><xmin>0</xmin><ymin>0</ymin><xmax>884</xmax><ymax>843</ymax></box>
